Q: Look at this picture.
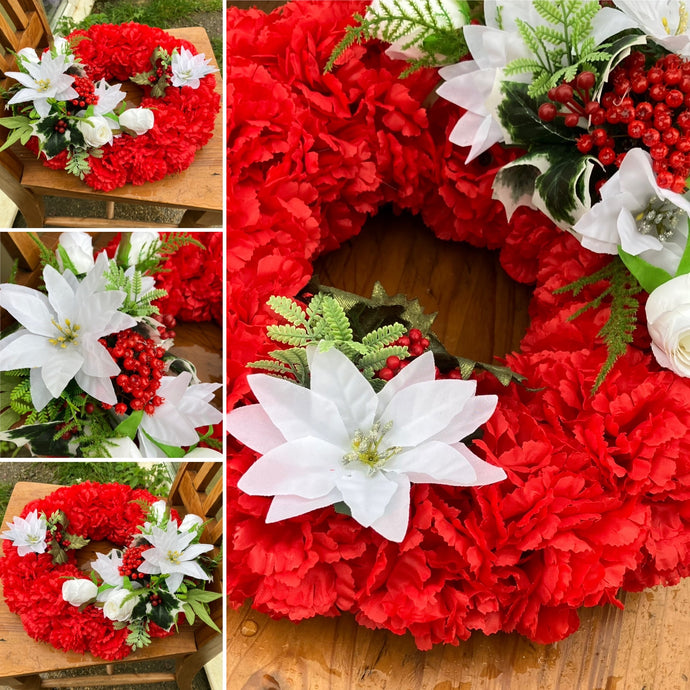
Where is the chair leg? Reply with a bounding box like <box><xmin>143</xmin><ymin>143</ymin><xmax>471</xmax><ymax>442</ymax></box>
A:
<box><xmin>105</xmin><ymin>201</ymin><xmax>115</xmax><ymax>220</ymax></box>
<box><xmin>174</xmin><ymin>635</ymin><xmax>222</xmax><ymax>690</ymax></box>
<box><xmin>178</xmin><ymin>209</ymin><xmax>222</xmax><ymax>228</ymax></box>
<box><xmin>1</xmin><ymin>674</ymin><xmax>42</xmax><ymax>689</ymax></box>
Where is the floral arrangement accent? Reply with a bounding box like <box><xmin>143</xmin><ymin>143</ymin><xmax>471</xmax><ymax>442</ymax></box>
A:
<box><xmin>0</xmin><ymin>23</ymin><xmax>219</xmax><ymax>192</ymax></box>
<box><xmin>0</xmin><ymin>482</ymin><xmax>220</xmax><ymax>660</ymax></box>
<box><xmin>226</xmin><ymin>1</ymin><xmax>690</xmax><ymax>649</ymax></box>
<box><xmin>432</xmin><ymin>0</ymin><xmax>690</xmax><ymax>384</ymax></box>
<box><xmin>0</xmin><ymin>231</ymin><xmax>222</xmax><ymax>458</ymax></box>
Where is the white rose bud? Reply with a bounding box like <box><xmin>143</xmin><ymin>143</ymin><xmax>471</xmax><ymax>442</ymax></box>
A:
<box><xmin>56</xmin><ymin>232</ymin><xmax>94</xmax><ymax>274</ymax></box>
<box><xmin>62</xmin><ymin>579</ymin><xmax>98</xmax><ymax>607</ymax></box>
<box><xmin>119</xmin><ymin>107</ymin><xmax>155</xmax><ymax>135</ymax></box>
<box><xmin>77</xmin><ymin>115</ymin><xmax>114</xmax><ymax>148</ymax></box>
<box><xmin>149</xmin><ymin>500</ymin><xmax>168</xmax><ymax>523</ymax></box>
<box><xmin>179</xmin><ymin>513</ymin><xmax>204</xmax><ymax>532</ymax></box>
<box><xmin>102</xmin><ymin>588</ymin><xmax>138</xmax><ymax>622</ymax></box>
<box><xmin>126</xmin><ymin>231</ymin><xmax>161</xmax><ymax>266</ymax></box>
<box><xmin>646</xmin><ymin>273</ymin><xmax>690</xmax><ymax>378</ymax></box>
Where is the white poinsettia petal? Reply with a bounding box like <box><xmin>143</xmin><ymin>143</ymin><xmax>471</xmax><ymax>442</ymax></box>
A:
<box><xmin>79</xmin><ymin>290</ymin><xmax>127</xmax><ymax>334</ymax></box>
<box><xmin>238</xmin><ymin>438</ymin><xmax>343</xmax><ymax>498</ymax></box>
<box><xmin>386</xmin><ymin>441</ymin><xmax>477</xmax><ymax>485</ymax></box>
<box><xmin>381</xmin><ymin>379</ymin><xmax>478</xmax><ymax>447</ymax></box>
<box><xmin>248</xmin><ymin>373</ymin><xmax>349</xmax><ymax>446</ymax></box>
<box><xmin>427</xmin><ymin>394</ymin><xmax>498</xmax><ymax>444</ymax></box>
<box><xmin>368</xmin><ymin>474</ymin><xmax>411</xmax><ymax>542</ymax></box>
<box><xmin>177</xmin><ymin>383</ymin><xmax>222</xmax><ymax>428</ymax></box>
<box><xmin>309</xmin><ymin>348</ymin><xmax>378</xmax><ymax>435</ymax></box>
<box><xmin>0</xmin><ymin>332</ymin><xmax>54</xmax><ymax>370</ymax></box>
<box><xmin>137</xmin><ymin>430</ymin><xmax>166</xmax><ymax>459</ymax></box>
<box><xmin>30</xmin><ymin>368</ymin><xmax>54</xmax><ymax>411</ymax></box>
<box><xmin>41</xmin><ymin>347</ymin><xmax>83</xmax><ymax>397</ymax></box>
<box><xmin>79</xmin><ymin>339</ymin><xmax>119</xmax><ymax>377</ymax></box>
<box><xmin>226</xmin><ymin>404</ymin><xmax>287</xmax><ymax>454</ymax></box>
<box><xmin>376</xmin><ymin>351</ymin><xmax>436</xmax><ymax>412</ymax></box>
<box><xmin>452</xmin><ymin>443</ymin><xmax>508</xmax><ymax>485</ymax></box>
<box><xmin>142</xmin><ymin>404</ymin><xmax>200</xmax><ymax>447</ymax></box>
<box><xmin>266</xmin><ymin>489</ymin><xmax>343</xmax><ymax>523</ymax></box>
<box><xmin>336</xmin><ymin>467</ymin><xmax>399</xmax><ymax>527</ymax></box>
<box><xmin>617</xmin><ymin>208</ymin><xmax>664</xmax><ymax>255</ymax></box>
<box><xmin>43</xmin><ymin>264</ymin><xmax>77</xmax><ymax>319</ymax></box>
<box><xmin>0</xmin><ymin>284</ymin><xmax>55</xmax><ymax>336</ymax></box>
<box><xmin>75</xmin><ymin>370</ymin><xmax>117</xmax><ymax>406</ymax></box>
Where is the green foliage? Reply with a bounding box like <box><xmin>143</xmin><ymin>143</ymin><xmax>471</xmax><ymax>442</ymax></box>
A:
<box><xmin>326</xmin><ymin>0</ymin><xmax>470</xmax><ymax>75</ymax></box>
<box><xmin>249</xmin><ymin>294</ymin><xmax>409</xmax><ymax>388</ymax></box>
<box><xmin>103</xmin><ymin>263</ymin><xmax>167</xmax><ymax>317</ymax></box>
<box><xmin>504</xmin><ymin>0</ymin><xmax>611</xmax><ymax>97</ymax></box>
<box><xmin>555</xmin><ymin>258</ymin><xmax>643</xmax><ymax>390</ymax></box>
<box><xmin>0</xmin><ymin>483</ymin><xmax>12</xmax><ymax>519</ymax></box>
<box><xmin>27</xmin><ymin>233</ymin><xmax>60</xmax><ymax>272</ymax></box>
<box><xmin>64</xmin><ymin>149</ymin><xmax>92</xmax><ymax>179</ymax></box>
<box><xmin>53</xmin><ymin>462</ymin><xmax>171</xmax><ymax>496</ymax></box>
<box><xmin>0</xmin><ymin>115</ymin><xmax>35</xmax><ymax>152</ymax></box>
<box><xmin>135</xmin><ymin>233</ymin><xmax>204</xmax><ymax>276</ymax></box>
<box><xmin>125</xmin><ymin>618</ymin><xmax>152</xmax><ymax>650</ymax></box>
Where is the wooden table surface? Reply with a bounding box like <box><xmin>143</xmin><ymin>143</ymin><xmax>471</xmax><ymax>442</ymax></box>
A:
<box><xmin>227</xmin><ymin>209</ymin><xmax>690</xmax><ymax>689</ymax></box>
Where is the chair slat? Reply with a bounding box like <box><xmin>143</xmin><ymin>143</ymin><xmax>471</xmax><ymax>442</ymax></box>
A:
<box><xmin>3</xmin><ymin>0</ymin><xmax>29</xmax><ymax>30</ymax></box>
<box><xmin>192</xmin><ymin>463</ymin><xmax>216</xmax><ymax>492</ymax></box>
<box><xmin>201</xmin><ymin>480</ymin><xmax>222</xmax><ymax>520</ymax></box>
<box><xmin>0</xmin><ymin>13</ymin><xmax>19</xmax><ymax>52</ymax></box>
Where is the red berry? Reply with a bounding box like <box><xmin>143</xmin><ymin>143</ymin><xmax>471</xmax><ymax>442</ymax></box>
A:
<box><xmin>577</xmin><ymin>134</ymin><xmax>594</xmax><ymax>152</ymax></box>
<box><xmin>101</xmin><ymin>403</ymin><xmax>112</xmax><ymax>410</ymax></box>
<box><xmin>409</xmin><ymin>344</ymin><xmax>425</xmax><ymax>357</ymax></box>
<box><xmin>670</xmin><ymin>150</ymin><xmax>686</xmax><ymax>169</ymax></box>
<box><xmin>115</xmin><ymin>403</ymin><xmax>127</xmax><ymax>415</ymax></box>
<box><xmin>635</xmin><ymin>102</ymin><xmax>653</xmax><ymax>120</ymax></box>
<box><xmin>85</xmin><ymin>402</ymin><xmax>94</xmax><ymax>414</ymax></box>
<box><xmin>677</xmin><ymin>111</ymin><xmax>690</xmax><ymax>130</ymax></box>
<box><xmin>575</xmin><ymin>71</ymin><xmax>596</xmax><ymax>91</ymax></box>
<box><xmin>650</xmin><ymin>143</ymin><xmax>669</xmax><ymax>160</ymax></box>
<box><xmin>654</xmin><ymin>113</ymin><xmax>672</xmax><ymax>131</ymax></box>
<box><xmin>627</xmin><ymin>120</ymin><xmax>645</xmax><ymax>138</ymax></box>
<box><xmin>648</xmin><ymin>67</ymin><xmax>664</xmax><ymax>84</ymax></box>
<box><xmin>408</xmin><ymin>328</ymin><xmax>422</xmax><ymax>342</ymax></box>
<box><xmin>563</xmin><ymin>113</ymin><xmax>580</xmax><ymax>127</ymax></box>
<box><xmin>631</xmin><ymin>76</ymin><xmax>648</xmax><ymax>93</ymax></box>
<box><xmin>662</xmin><ymin>127</ymin><xmax>680</xmax><ymax>146</ymax></box>
<box><xmin>650</xmin><ymin>83</ymin><xmax>667</xmax><ymax>101</ymax></box>
<box><xmin>598</xmin><ymin>147</ymin><xmax>616</xmax><ymax>165</ymax></box>
<box><xmin>554</xmin><ymin>83</ymin><xmax>574</xmax><ymax>103</ymax></box>
<box><xmin>656</xmin><ymin>170</ymin><xmax>674</xmax><ymax>188</ymax></box>
<box><xmin>386</xmin><ymin>355</ymin><xmax>401</xmax><ymax>370</ymax></box>
<box><xmin>592</xmin><ymin>127</ymin><xmax>608</xmax><ymax>147</ymax></box>
<box><xmin>666</xmin><ymin>89</ymin><xmax>684</xmax><ymax>108</ymax></box>
<box><xmin>642</xmin><ymin>128</ymin><xmax>661</xmax><ymax>146</ymax></box>
<box><xmin>378</xmin><ymin>367</ymin><xmax>394</xmax><ymax>381</ymax></box>
<box><xmin>665</xmin><ymin>68</ymin><xmax>682</xmax><ymax>85</ymax></box>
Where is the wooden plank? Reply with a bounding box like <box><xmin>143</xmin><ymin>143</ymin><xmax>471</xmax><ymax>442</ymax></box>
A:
<box><xmin>2</xmin><ymin>0</ymin><xmax>29</xmax><ymax>29</ymax></box>
<box><xmin>41</xmin><ymin>673</ymin><xmax>176</xmax><ymax>688</ymax></box>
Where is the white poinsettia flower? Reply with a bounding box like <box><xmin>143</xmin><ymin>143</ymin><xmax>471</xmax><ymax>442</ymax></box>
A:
<box><xmin>138</xmin><ymin>520</ymin><xmax>213</xmax><ymax>592</ymax></box>
<box><xmin>6</xmin><ymin>49</ymin><xmax>77</xmax><ymax>118</ymax></box>
<box><xmin>56</xmin><ymin>232</ymin><xmax>95</xmax><ymax>274</ymax></box>
<box><xmin>92</xmin><ymin>80</ymin><xmax>126</xmax><ymax>116</ymax></box>
<box><xmin>573</xmin><ymin>149</ymin><xmax>690</xmax><ymax>275</ymax></box>
<box><xmin>646</xmin><ymin>272</ymin><xmax>690</xmax><ymax>377</ymax></box>
<box><xmin>136</xmin><ymin>372</ymin><xmax>222</xmax><ymax>458</ymax></box>
<box><xmin>170</xmin><ymin>47</ymin><xmax>218</xmax><ymax>89</ymax></box>
<box><xmin>0</xmin><ymin>252</ymin><xmax>136</xmax><ymax>410</ymax></box>
<box><xmin>614</xmin><ymin>0</ymin><xmax>690</xmax><ymax>56</ymax></box>
<box><xmin>0</xmin><ymin>510</ymin><xmax>47</xmax><ymax>556</ymax></box>
<box><xmin>91</xmin><ymin>549</ymin><xmax>127</xmax><ymax>601</ymax></box>
<box><xmin>227</xmin><ymin>348</ymin><xmax>506</xmax><ymax>543</ymax></box>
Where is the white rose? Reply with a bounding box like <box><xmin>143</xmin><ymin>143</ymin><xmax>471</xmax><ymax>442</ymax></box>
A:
<box><xmin>77</xmin><ymin>115</ymin><xmax>114</xmax><ymax>148</ymax></box>
<box><xmin>102</xmin><ymin>588</ymin><xmax>138</xmax><ymax>622</ymax></box>
<box><xmin>103</xmin><ymin>436</ymin><xmax>142</xmax><ymax>458</ymax></box>
<box><xmin>179</xmin><ymin>513</ymin><xmax>204</xmax><ymax>532</ymax></box>
<box><xmin>149</xmin><ymin>500</ymin><xmax>168</xmax><ymax>523</ymax></box>
<box><xmin>17</xmin><ymin>47</ymin><xmax>39</xmax><ymax>64</ymax></box>
<box><xmin>646</xmin><ymin>273</ymin><xmax>690</xmax><ymax>377</ymax></box>
<box><xmin>126</xmin><ymin>232</ymin><xmax>161</xmax><ymax>266</ymax></box>
<box><xmin>119</xmin><ymin>107</ymin><xmax>155</xmax><ymax>135</ymax></box>
<box><xmin>56</xmin><ymin>232</ymin><xmax>94</xmax><ymax>274</ymax></box>
<box><xmin>62</xmin><ymin>579</ymin><xmax>98</xmax><ymax>607</ymax></box>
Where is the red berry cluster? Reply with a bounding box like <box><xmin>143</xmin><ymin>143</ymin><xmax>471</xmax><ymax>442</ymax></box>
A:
<box><xmin>53</xmin><ymin>118</ymin><xmax>69</xmax><ymax>134</ymax></box>
<box><xmin>156</xmin><ymin>313</ymin><xmax>176</xmax><ymax>340</ymax></box>
<box><xmin>538</xmin><ymin>56</ymin><xmax>690</xmax><ymax>193</ymax></box>
<box><xmin>99</xmin><ymin>329</ymin><xmax>166</xmax><ymax>416</ymax></box>
<box><xmin>46</xmin><ymin>524</ymin><xmax>71</xmax><ymax>548</ymax></box>
<box><xmin>147</xmin><ymin>61</ymin><xmax>172</xmax><ymax>84</ymax></box>
<box><xmin>67</xmin><ymin>75</ymin><xmax>99</xmax><ymax>111</ymax></box>
<box><xmin>118</xmin><ymin>544</ymin><xmax>148</xmax><ymax>579</ymax></box>
<box><xmin>148</xmin><ymin>592</ymin><xmax>163</xmax><ymax>607</ymax></box>
<box><xmin>376</xmin><ymin>328</ymin><xmax>430</xmax><ymax>381</ymax></box>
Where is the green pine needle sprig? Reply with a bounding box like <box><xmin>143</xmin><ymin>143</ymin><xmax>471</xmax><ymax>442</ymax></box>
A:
<box><xmin>555</xmin><ymin>258</ymin><xmax>643</xmax><ymax>391</ymax></box>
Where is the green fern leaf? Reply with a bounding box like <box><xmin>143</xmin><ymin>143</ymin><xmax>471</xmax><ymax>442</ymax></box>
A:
<box><xmin>265</xmin><ymin>324</ymin><xmax>311</xmax><ymax>346</ymax></box>
<box><xmin>267</xmin><ymin>296</ymin><xmax>308</xmax><ymax>327</ymax></box>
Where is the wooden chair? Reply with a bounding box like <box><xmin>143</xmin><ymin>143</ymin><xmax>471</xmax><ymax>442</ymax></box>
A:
<box><xmin>0</xmin><ymin>461</ymin><xmax>223</xmax><ymax>689</ymax></box>
<box><xmin>0</xmin><ymin>0</ymin><xmax>222</xmax><ymax>228</ymax></box>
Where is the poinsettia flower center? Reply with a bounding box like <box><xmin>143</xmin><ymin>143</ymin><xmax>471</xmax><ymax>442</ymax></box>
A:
<box><xmin>36</xmin><ymin>78</ymin><xmax>52</xmax><ymax>92</ymax></box>
<box><xmin>48</xmin><ymin>318</ymin><xmax>81</xmax><ymax>348</ymax></box>
<box><xmin>167</xmin><ymin>549</ymin><xmax>183</xmax><ymax>565</ymax></box>
<box><xmin>343</xmin><ymin>421</ymin><xmax>402</xmax><ymax>475</ymax></box>
<box><xmin>663</xmin><ymin>3</ymin><xmax>688</xmax><ymax>35</ymax></box>
<box><xmin>635</xmin><ymin>198</ymin><xmax>680</xmax><ymax>241</ymax></box>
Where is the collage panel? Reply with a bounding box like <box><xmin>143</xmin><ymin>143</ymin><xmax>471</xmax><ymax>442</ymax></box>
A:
<box><xmin>0</xmin><ymin>231</ymin><xmax>223</xmax><ymax>460</ymax></box>
<box><xmin>0</xmin><ymin>460</ymin><xmax>222</xmax><ymax>689</ymax></box>
<box><xmin>226</xmin><ymin>1</ymin><xmax>690</xmax><ymax>688</ymax></box>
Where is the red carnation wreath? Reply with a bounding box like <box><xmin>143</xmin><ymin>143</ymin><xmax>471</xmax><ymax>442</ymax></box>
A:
<box><xmin>0</xmin><ymin>483</ymin><xmax>174</xmax><ymax>660</ymax></box>
<box><xmin>28</xmin><ymin>23</ymin><xmax>220</xmax><ymax>192</ymax></box>
<box><xmin>226</xmin><ymin>1</ymin><xmax>690</xmax><ymax>649</ymax></box>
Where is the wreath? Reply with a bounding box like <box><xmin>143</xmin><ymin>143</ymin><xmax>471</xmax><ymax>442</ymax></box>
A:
<box><xmin>2</xmin><ymin>23</ymin><xmax>220</xmax><ymax>192</ymax></box>
<box><xmin>0</xmin><ymin>482</ymin><xmax>220</xmax><ymax>660</ymax></box>
<box><xmin>226</xmin><ymin>1</ymin><xmax>690</xmax><ymax>649</ymax></box>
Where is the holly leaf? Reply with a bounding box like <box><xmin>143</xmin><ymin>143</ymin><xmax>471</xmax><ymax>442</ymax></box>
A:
<box><xmin>130</xmin><ymin>72</ymin><xmax>153</xmax><ymax>86</ymax></box>
<box><xmin>65</xmin><ymin>533</ymin><xmax>90</xmax><ymax>550</ymax></box>
<box><xmin>148</xmin><ymin>599</ymin><xmax>174</xmax><ymax>631</ymax></box>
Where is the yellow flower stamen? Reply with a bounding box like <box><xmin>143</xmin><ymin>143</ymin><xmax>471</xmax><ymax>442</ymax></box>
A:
<box><xmin>343</xmin><ymin>421</ymin><xmax>402</xmax><ymax>475</ymax></box>
<box><xmin>167</xmin><ymin>549</ymin><xmax>182</xmax><ymax>565</ymax></box>
<box><xmin>662</xmin><ymin>2</ymin><xmax>688</xmax><ymax>35</ymax></box>
<box><xmin>49</xmin><ymin>318</ymin><xmax>80</xmax><ymax>348</ymax></box>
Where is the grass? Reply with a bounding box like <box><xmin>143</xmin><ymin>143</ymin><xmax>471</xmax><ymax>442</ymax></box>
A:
<box><xmin>0</xmin><ymin>462</ymin><xmax>172</xmax><ymax>518</ymax></box>
<box><xmin>57</xmin><ymin>0</ymin><xmax>223</xmax><ymax>66</ymax></box>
